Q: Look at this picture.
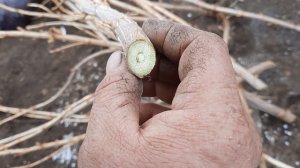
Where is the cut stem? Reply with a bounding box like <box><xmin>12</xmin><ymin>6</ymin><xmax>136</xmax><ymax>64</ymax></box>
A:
<box><xmin>72</xmin><ymin>0</ymin><xmax>156</xmax><ymax>78</ymax></box>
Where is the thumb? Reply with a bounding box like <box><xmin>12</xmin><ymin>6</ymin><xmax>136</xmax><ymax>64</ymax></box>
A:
<box><xmin>88</xmin><ymin>51</ymin><xmax>142</xmax><ymax>139</ymax></box>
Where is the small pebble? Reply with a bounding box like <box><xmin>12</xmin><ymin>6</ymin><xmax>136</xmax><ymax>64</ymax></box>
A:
<box><xmin>283</xmin><ymin>124</ymin><xmax>289</xmax><ymax>129</ymax></box>
<box><xmin>284</xmin><ymin>141</ymin><xmax>290</xmax><ymax>146</ymax></box>
<box><xmin>284</xmin><ymin>130</ymin><xmax>293</xmax><ymax>136</ymax></box>
<box><xmin>264</xmin><ymin>131</ymin><xmax>275</xmax><ymax>144</ymax></box>
<box><xmin>93</xmin><ymin>62</ymin><xmax>98</xmax><ymax>67</ymax></box>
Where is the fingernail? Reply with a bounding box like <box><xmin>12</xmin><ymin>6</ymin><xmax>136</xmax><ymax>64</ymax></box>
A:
<box><xmin>106</xmin><ymin>51</ymin><xmax>122</xmax><ymax>73</ymax></box>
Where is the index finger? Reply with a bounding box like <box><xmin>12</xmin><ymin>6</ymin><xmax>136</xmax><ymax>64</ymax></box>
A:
<box><xmin>142</xmin><ymin>20</ymin><xmax>239</xmax><ymax>110</ymax></box>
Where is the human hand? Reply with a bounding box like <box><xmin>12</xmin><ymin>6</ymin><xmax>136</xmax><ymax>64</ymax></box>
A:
<box><xmin>78</xmin><ymin>19</ymin><xmax>262</xmax><ymax>168</ymax></box>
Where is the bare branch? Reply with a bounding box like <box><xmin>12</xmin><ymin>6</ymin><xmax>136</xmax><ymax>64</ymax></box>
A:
<box><xmin>244</xmin><ymin>91</ymin><xmax>297</xmax><ymax>123</ymax></box>
<box><xmin>0</xmin><ymin>3</ymin><xmax>82</xmax><ymax>21</ymax></box>
<box><xmin>0</xmin><ymin>30</ymin><xmax>121</xmax><ymax>48</ymax></box>
<box><xmin>186</xmin><ymin>0</ymin><xmax>300</xmax><ymax>32</ymax></box>
<box><xmin>12</xmin><ymin>146</ymin><xmax>71</xmax><ymax>168</ymax></box>
<box><xmin>0</xmin><ymin>134</ymin><xmax>85</xmax><ymax>156</ymax></box>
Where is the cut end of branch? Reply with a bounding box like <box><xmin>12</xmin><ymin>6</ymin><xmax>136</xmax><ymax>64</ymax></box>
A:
<box><xmin>282</xmin><ymin>110</ymin><xmax>297</xmax><ymax>123</ymax></box>
<box><xmin>127</xmin><ymin>40</ymin><xmax>156</xmax><ymax>78</ymax></box>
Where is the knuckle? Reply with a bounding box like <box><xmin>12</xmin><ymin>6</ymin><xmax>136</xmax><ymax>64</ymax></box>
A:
<box><xmin>200</xmin><ymin>32</ymin><xmax>228</xmax><ymax>53</ymax></box>
<box><xmin>208</xmin><ymin>32</ymin><xmax>227</xmax><ymax>46</ymax></box>
<box><xmin>164</xmin><ymin>24</ymin><xmax>201</xmax><ymax>58</ymax></box>
<box><xmin>166</xmin><ymin>24</ymin><xmax>191</xmax><ymax>45</ymax></box>
<box><xmin>207</xmin><ymin>33</ymin><xmax>229</xmax><ymax>56</ymax></box>
<box><xmin>178</xmin><ymin>32</ymin><xmax>230</xmax><ymax>79</ymax></box>
<box><xmin>193</xmin><ymin>31</ymin><xmax>229</xmax><ymax>57</ymax></box>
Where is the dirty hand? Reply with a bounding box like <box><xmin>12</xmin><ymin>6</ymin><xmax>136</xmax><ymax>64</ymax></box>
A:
<box><xmin>78</xmin><ymin>19</ymin><xmax>262</xmax><ymax>168</ymax></box>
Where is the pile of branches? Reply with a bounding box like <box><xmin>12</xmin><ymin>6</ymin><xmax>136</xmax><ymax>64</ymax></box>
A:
<box><xmin>0</xmin><ymin>0</ymin><xmax>299</xmax><ymax>167</ymax></box>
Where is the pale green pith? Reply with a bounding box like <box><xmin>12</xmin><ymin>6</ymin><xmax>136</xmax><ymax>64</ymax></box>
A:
<box><xmin>136</xmin><ymin>52</ymin><xmax>145</xmax><ymax>63</ymax></box>
<box><xmin>127</xmin><ymin>40</ymin><xmax>156</xmax><ymax>78</ymax></box>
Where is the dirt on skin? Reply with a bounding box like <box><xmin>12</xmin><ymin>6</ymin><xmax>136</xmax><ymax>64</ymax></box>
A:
<box><xmin>0</xmin><ymin>0</ymin><xmax>299</xmax><ymax>167</ymax></box>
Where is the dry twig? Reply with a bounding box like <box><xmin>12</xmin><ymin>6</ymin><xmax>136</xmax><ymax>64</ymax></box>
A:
<box><xmin>237</xmin><ymin>61</ymin><xmax>276</xmax><ymax>83</ymax></box>
<box><xmin>153</xmin><ymin>1</ymin><xmax>210</xmax><ymax>15</ymax></box>
<box><xmin>232</xmin><ymin>59</ymin><xmax>268</xmax><ymax>90</ymax></box>
<box><xmin>0</xmin><ymin>30</ymin><xmax>121</xmax><ymax>48</ymax></box>
<box><xmin>27</xmin><ymin>3</ymin><xmax>54</xmax><ymax>14</ymax></box>
<box><xmin>26</xmin><ymin>21</ymin><xmax>94</xmax><ymax>31</ymax></box>
<box><xmin>186</xmin><ymin>0</ymin><xmax>300</xmax><ymax>32</ymax></box>
<box><xmin>0</xmin><ymin>94</ymin><xmax>92</xmax><ymax>150</ymax></box>
<box><xmin>244</xmin><ymin>91</ymin><xmax>296</xmax><ymax>123</ymax></box>
<box><xmin>131</xmin><ymin>0</ymin><xmax>166</xmax><ymax>19</ymax></box>
<box><xmin>108</xmin><ymin>0</ymin><xmax>151</xmax><ymax>17</ymax></box>
<box><xmin>0</xmin><ymin>134</ymin><xmax>85</xmax><ymax>156</ymax></box>
<box><xmin>142</xmin><ymin>0</ymin><xmax>189</xmax><ymax>25</ymax></box>
<box><xmin>0</xmin><ymin>105</ymin><xmax>88</xmax><ymax>122</ymax></box>
<box><xmin>0</xmin><ymin>3</ymin><xmax>82</xmax><ymax>21</ymax></box>
<box><xmin>262</xmin><ymin>154</ymin><xmax>294</xmax><ymax>168</ymax></box>
<box><xmin>12</xmin><ymin>146</ymin><xmax>70</xmax><ymax>168</ymax></box>
<box><xmin>50</xmin><ymin>42</ymin><xmax>86</xmax><ymax>53</ymax></box>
